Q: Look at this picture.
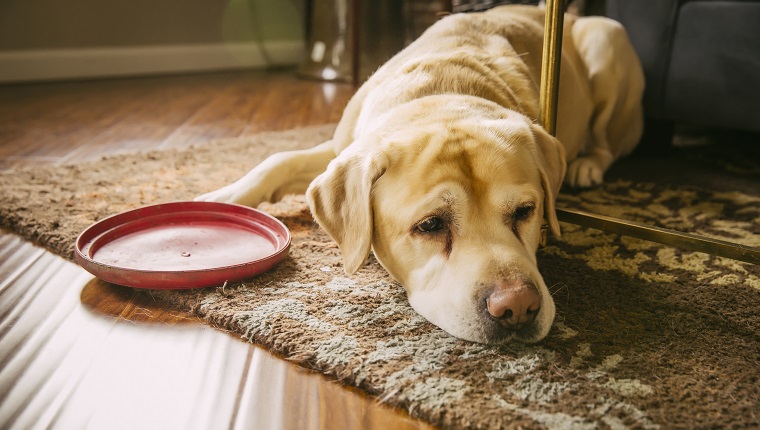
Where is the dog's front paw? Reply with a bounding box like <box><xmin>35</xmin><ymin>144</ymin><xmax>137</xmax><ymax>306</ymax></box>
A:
<box><xmin>195</xmin><ymin>183</ymin><xmax>268</xmax><ymax>207</ymax></box>
<box><xmin>566</xmin><ymin>157</ymin><xmax>604</xmax><ymax>188</ymax></box>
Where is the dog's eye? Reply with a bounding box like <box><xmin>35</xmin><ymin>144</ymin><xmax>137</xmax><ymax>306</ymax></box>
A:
<box><xmin>513</xmin><ymin>204</ymin><xmax>535</xmax><ymax>222</ymax></box>
<box><xmin>416</xmin><ymin>216</ymin><xmax>446</xmax><ymax>233</ymax></box>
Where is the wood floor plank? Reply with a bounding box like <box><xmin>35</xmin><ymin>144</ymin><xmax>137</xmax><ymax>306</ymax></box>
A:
<box><xmin>241</xmin><ymin>79</ymin><xmax>353</xmax><ymax>136</ymax></box>
<box><xmin>0</xmin><ymin>244</ymin><xmax>246</xmax><ymax>430</ymax></box>
<box><xmin>158</xmin><ymin>79</ymin><xmax>274</xmax><ymax>149</ymax></box>
<box><xmin>79</xmin><ymin>279</ymin><xmax>202</xmax><ymax>325</ymax></box>
<box><xmin>57</xmin><ymin>82</ymin><xmax>220</xmax><ymax>163</ymax></box>
<box><xmin>0</xmin><ymin>73</ymin><xmax>228</xmax><ymax>161</ymax></box>
<box><xmin>0</xmin><ymin>79</ymin><xmax>174</xmax><ymax>160</ymax></box>
<box><xmin>0</xmin><ymin>156</ymin><xmax>61</xmax><ymax>171</ymax></box>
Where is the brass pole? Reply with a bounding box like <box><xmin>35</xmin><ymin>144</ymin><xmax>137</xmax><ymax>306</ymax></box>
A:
<box><xmin>537</xmin><ymin>0</ymin><xmax>564</xmax><ymax>248</ymax></box>
<box><xmin>538</xmin><ymin>0</ymin><xmax>565</xmax><ymax>136</ymax></box>
<box><xmin>557</xmin><ymin>209</ymin><xmax>760</xmax><ymax>265</ymax></box>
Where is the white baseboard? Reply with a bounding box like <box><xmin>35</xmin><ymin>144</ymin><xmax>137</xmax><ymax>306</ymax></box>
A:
<box><xmin>0</xmin><ymin>41</ymin><xmax>304</xmax><ymax>83</ymax></box>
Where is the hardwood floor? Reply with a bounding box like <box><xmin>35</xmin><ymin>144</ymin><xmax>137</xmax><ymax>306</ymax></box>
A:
<box><xmin>0</xmin><ymin>70</ymin><xmax>436</xmax><ymax>430</ymax></box>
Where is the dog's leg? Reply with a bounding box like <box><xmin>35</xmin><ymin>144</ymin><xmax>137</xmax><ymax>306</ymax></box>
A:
<box><xmin>196</xmin><ymin>140</ymin><xmax>337</xmax><ymax>207</ymax></box>
<box><xmin>566</xmin><ymin>16</ymin><xmax>644</xmax><ymax>187</ymax></box>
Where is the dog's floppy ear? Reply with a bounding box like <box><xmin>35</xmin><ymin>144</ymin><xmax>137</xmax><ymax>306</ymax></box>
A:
<box><xmin>530</xmin><ymin>124</ymin><xmax>566</xmax><ymax>237</ymax></box>
<box><xmin>306</xmin><ymin>147</ymin><xmax>388</xmax><ymax>274</ymax></box>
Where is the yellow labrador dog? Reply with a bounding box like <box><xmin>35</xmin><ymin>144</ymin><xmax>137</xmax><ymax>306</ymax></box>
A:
<box><xmin>197</xmin><ymin>5</ymin><xmax>644</xmax><ymax>344</ymax></box>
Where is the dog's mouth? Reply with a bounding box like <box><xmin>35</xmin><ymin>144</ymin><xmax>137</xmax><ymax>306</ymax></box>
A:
<box><xmin>478</xmin><ymin>314</ymin><xmax>544</xmax><ymax>345</ymax></box>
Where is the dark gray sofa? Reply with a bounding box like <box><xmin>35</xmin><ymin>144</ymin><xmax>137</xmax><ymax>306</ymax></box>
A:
<box><xmin>605</xmin><ymin>0</ymin><xmax>760</xmax><ymax>147</ymax></box>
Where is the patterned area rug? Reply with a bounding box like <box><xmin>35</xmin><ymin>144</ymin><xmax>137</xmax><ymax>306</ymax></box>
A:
<box><xmin>1</xmin><ymin>125</ymin><xmax>758</xmax><ymax>429</ymax></box>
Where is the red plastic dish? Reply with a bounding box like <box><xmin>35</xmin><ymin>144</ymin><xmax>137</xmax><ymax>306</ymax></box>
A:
<box><xmin>75</xmin><ymin>201</ymin><xmax>291</xmax><ymax>289</ymax></box>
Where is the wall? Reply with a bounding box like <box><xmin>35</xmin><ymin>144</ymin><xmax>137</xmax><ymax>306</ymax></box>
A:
<box><xmin>0</xmin><ymin>0</ymin><xmax>306</xmax><ymax>82</ymax></box>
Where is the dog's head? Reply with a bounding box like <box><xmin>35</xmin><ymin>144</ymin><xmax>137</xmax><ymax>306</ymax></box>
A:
<box><xmin>307</xmin><ymin>104</ymin><xmax>566</xmax><ymax>344</ymax></box>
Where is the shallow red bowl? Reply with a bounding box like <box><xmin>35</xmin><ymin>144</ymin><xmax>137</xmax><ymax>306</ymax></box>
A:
<box><xmin>75</xmin><ymin>201</ymin><xmax>291</xmax><ymax>289</ymax></box>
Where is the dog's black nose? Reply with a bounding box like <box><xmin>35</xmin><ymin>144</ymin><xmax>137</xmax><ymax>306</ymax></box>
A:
<box><xmin>486</xmin><ymin>279</ymin><xmax>541</xmax><ymax>327</ymax></box>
